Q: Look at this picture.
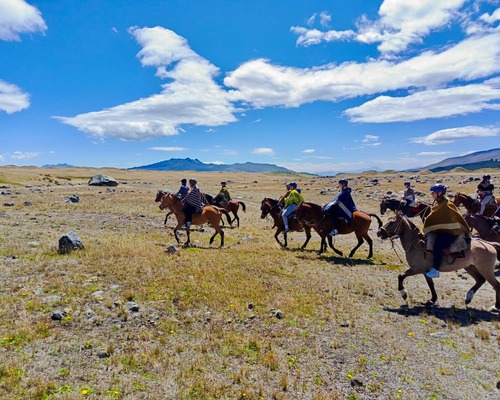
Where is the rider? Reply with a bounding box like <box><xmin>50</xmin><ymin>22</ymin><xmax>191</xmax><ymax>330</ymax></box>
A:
<box><xmin>324</xmin><ymin>179</ymin><xmax>357</xmax><ymax>236</ymax></box>
<box><xmin>476</xmin><ymin>174</ymin><xmax>495</xmax><ymax>215</ymax></box>
<box><xmin>492</xmin><ymin>187</ymin><xmax>500</xmax><ymax>233</ymax></box>
<box><xmin>213</xmin><ymin>181</ymin><xmax>231</xmax><ymax>207</ymax></box>
<box><xmin>181</xmin><ymin>178</ymin><xmax>204</xmax><ymax>228</ymax></box>
<box><xmin>403</xmin><ymin>181</ymin><xmax>416</xmax><ymax>208</ymax></box>
<box><xmin>423</xmin><ymin>184</ymin><xmax>471</xmax><ymax>278</ymax></box>
<box><xmin>281</xmin><ymin>182</ymin><xmax>304</xmax><ymax>233</ymax></box>
<box><xmin>175</xmin><ymin>178</ymin><xmax>189</xmax><ymax>200</ymax></box>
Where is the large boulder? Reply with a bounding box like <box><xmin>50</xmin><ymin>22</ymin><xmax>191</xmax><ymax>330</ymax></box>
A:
<box><xmin>88</xmin><ymin>174</ymin><xmax>118</xmax><ymax>187</ymax></box>
<box><xmin>58</xmin><ymin>231</ymin><xmax>84</xmax><ymax>254</ymax></box>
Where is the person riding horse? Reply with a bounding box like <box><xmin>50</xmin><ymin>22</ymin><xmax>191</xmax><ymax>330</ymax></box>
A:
<box><xmin>175</xmin><ymin>178</ymin><xmax>189</xmax><ymax>200</ymax></box>
<box><xmin>181</xmin><ymin>178</ymin><xmax>204</xmax><ymax>228</ymax></box>
<box><xmin>213</xmin><ymin>181</ymin><xmax>231</xmax><ymax>208</ymax></box>
<box><xmin>424</xmin><ymin>184</ymin><xmax>471</xmax><ymax>279</ymax></box>
<box><xmin>477</xmin><ymin>174</ymin><xmax>495</xmax><ymax>216</ymax></box>
<box><xmin>403</xmin><ymin>181</ymin><xmax>416</xmax><ymax>208</ymax></box>
<box><xmin>281</xmin><ymin>182</ymin><xmax>304</xmax><ymax>233</ymax></box>
<box><xmin>324</xmin><ymin>179</ymin><xmax>357</xmax><ymax>236</ymax></box>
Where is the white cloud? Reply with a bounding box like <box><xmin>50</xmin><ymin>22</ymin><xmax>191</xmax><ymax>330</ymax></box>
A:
<box><xmin>417</xmin><ymin>151</ymin><xmax>452</xmax><ymax>156</ymax></box>
<box><xmin>252</xmin><ymin>148</ymin><xmax>275</xmax><ymax>155</ymax></box>
<box><xmin>410</xmin><ymin>126</ymin><xmax>499</xmax><ymax>145</ymax></box>
<box><xmin>56</xmin><ymin>27</ymin><xmax>238</xmax><ymax>140</ymax></box>
<box><xmin>344</xmin><ymin>79</ymin><xmax>500</xmax><ymax>123</ymax></box>
<box><xmin>303</xmin><ymin>149</ymin><xmax>315</xmax><ymax>153</ymax></box>
<box><xmin>292</xmin><ymin>0</ymin><xmax>466</xmax><ymax>55</ymax></box>
<box><xmin>149</xmin><ymin>147</ymin><xmax>187</xmax><ymax>151</ymax></box>
<box><xmin>0</xmin><ymin>79</ymin><xmax>29</xmax><ymax>114</ymax></box>
<box><xmin>0</xmin><ymin>0</ymin><xmax>47</xmax><ymax>41</ymax></box>
<box><xmin>0</xmin><ymin>154</ymin><xmax>5</xmax><ymax>162</ymax></box>
<box><xmin>225</xmin><ymin>33</ymin><xmax>500</xmax><ymax>109</ymax></box>
<box><xmin>479</xmin><ymin>7</ymin><xmax>500</xmax><ymax>24</ymax></box>
<box><xmin>11</xmin><ymin>151</ymin><xmax>39</xmax><ymax>160</ymax></box>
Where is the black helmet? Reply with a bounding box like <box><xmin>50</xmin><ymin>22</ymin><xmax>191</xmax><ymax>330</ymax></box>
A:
<box><xmin>430</xmin><ymin>184</ymin><xmax>446</xmax><ymax>194</ymax></box>
<box><xmin>181</xmin><ymin>178</ymin><xmax>187</xmax><ymax>184</ymax></box>
<box><xmin>338</xmin><ymin>179</ymin><xmax>348</xmax><ymax>186</ymax></box>
<box><xmin>483</xmin><ymin>174</ymin><xmax>491</xmax><ymax>179</ymax></box>
<box><xmin>221</xmin><ymin>181</ymin><xmax>226</xmax><ymax>185</ymax></box>
<box><xmin>288</xmin><ymin>182</ymin><xmax>297</xmax><ymax>188</ymax></box>
<box><xmin>404</xmin><ymin>181</ymin><xmax>411</xmax><ymax>186</ymax></box>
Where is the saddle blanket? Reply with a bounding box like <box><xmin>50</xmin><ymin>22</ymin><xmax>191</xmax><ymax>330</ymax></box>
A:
<box><xmin>425</xmin><ymin>233</ymin><xmax>471</xmax><ymax>254</ymax></box>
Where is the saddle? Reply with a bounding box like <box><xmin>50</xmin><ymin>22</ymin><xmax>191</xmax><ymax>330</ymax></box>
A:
<box><xmin>425</xmin><ymin>233</ymin><xmax>471</xmax><ymax>259</ymax></box>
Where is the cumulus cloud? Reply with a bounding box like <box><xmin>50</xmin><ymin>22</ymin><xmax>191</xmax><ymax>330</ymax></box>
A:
<box><xmin>0</xmin><ymin>80</ymin><xmax>30</xmax><ymax>114</ymax></box>
<box><xmin>291</xmin><ymin>0</ymin><xmax>466</xmax><ymax>55</ymax></box>
<box><xmin>303</xmin><ymin>149</ymin><xmax>315</xmax><ymax>154</ymax></box>
<box><xmin>11</xmin><ymin>151</ymin><xmax>40</xmax><ymax>160</ymax></box>
<box><xmin>344</xmin><ymin>79</ymin><xmax>500</xmax><ymax>123</ymax></box>
<box><xmin>225</xmin><ymin>33</ymin><xmax>500</xmax><ymax>109</ymax></box>
<box><xmin>252</xmin><ymin>148</ymin><xmax>275</xmax><ymax>155</ymax></box>
<box><xmin>56</xmin><ymin>27</ymin><xmax>238</xmax><ymax>140</ymax></box>
<box><xmin>410</xmin><ymin>126</ymin><xmax>499</xmax><ymax>145</ymax></box>
<box><xmin>0</xmin><ymin>0</ymin><xmax>47</xmax><ymax>41</ymax></box>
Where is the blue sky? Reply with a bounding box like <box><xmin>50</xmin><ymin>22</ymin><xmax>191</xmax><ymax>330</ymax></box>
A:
<box><xmin>1</xmin><ymin>0</ymin><xmax>499</xmax><ymax>174</ymax></box>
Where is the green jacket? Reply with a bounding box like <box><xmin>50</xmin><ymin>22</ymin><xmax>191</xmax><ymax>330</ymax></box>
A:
<box><xmin>423</xmin><ymin>197</ymin><xmax>470</xmax><ymax>236</ymax></box>
<box><xmin>218</xmin><ymin>187</ymin><xmax>231</xmax><ymax>201</ymax></box>
<box><xmin>284</xmin><ymin>189</ymin><xmax>304</xmax><ymax>207</ymax></box>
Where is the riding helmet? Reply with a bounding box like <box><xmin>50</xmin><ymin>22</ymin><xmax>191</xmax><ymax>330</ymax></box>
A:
<box><xmin>430</xmin><ymin>184</ymin><xmax>446</xmax><ymax>194</ymax></box>
<box><xmin>181</xmin><ymin>178</ymin><xmax>187</xmax><ymax>184</ymax></box>
<box><xmin>338</xmin><ymin>179</ymin><xmax>348</xmax><ymax>186</ymax></box>
<box><xmin>221</xmin><ymin>181</ymin><xmax>226</xmax><ymax>185</ymax></box>
<box><xmin>288</xmin><ymin>182</ymin><xmax>297</xmax><ymax>188</ymax></box>
<box><xmin>189</xmin><ymin>178</ymin><xmax>197</xmax><ymax>185</ymax></box>
<box><xmin>483</xmin><ymin>174</ymin><xmax>491</xmax><ymax>179</ymax></box>
<box><xmin>404</xmin><ymin>181</ymin><xmax>411</xmax><ymax>186</ymax></box>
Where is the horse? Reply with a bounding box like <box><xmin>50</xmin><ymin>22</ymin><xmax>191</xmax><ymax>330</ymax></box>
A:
<box><xmin>155</xmin><ymin>190</ymin><xmax>214</xmax><ymax>226</ymax></box>
<box><xmin>295</xmin><ymin>202</ymin><xmax>383</xmax><ymax>258</ymax></box>
<box><xmin>260</xmin><ymin>198</ymin><xmax>314</xmax><ymax>249</ymax></box>
<box><xmin>213</xmin><ymin>199</ymin><xmax>246</xmax><ymax>227</ymax></box>
<box><xmin>377</xmin><ymin>213</ymin><xmax>500</xmax><ymax>311</ymax></box>
<box><xmin>463</xmin><ymin>213</ymin><xmax>500</xmax><ymax>261</ymax></box>
<box><xmin>379</xmin><ymin>197</ymin><xmax>431</xmax><ymax>221</ymax></box>
<box><xmin>452</xmin><ymin>192</ymin><xmax>498</xmax><ymax>217</ymax></box>
<box><xmin>158</xmin><ymin>192</ymin><xmax>231</xmax><ymax>247</ymax></box>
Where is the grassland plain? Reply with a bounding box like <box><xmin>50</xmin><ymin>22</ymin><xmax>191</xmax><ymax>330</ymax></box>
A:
<box><xmin>0</xmin><ymin>166</ymin><xmax>499</xmax><ymax>400</ymax></box>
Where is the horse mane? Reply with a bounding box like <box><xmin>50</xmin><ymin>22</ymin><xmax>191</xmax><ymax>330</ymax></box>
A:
<box><xmin>264</xmin><ymin>198</ymin><xmax>279</xmax><ymax>206</ymax></box>
<box><xmin>303</xmin><ymin>201</ymin><xmax>323</xmax><ymax>210</ymax></box>
<box><xmin>403</xmin><ymin>216</ymin><xmax>425</xmax><ymax>239</ymax></box>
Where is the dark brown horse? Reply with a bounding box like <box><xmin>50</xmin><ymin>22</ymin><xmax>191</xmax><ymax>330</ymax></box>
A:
<box><xmin>213</xmin><ymin>199</ymin><xmax>246</xmax><ymax>227</ymax></box>
<box><xmin>158</xmin><ymin>192</ymin><xmax>231</xmax><ymax>247</ymax></box>
<box><xmin>260</xmin><ymin>198</ymin><xmax>315</xmax><ymax>249</ymax></box>
<box><xmin>463</xmin><ymin>213</ymin><xmax>500</xmax><ymax>261</ymax></box>
<box><xmin>453</xmin><ymin>192</ymin><xmax>498</xmax><ymax>217</ymax></box>
<box><xmin>377</xmin><ymin>213</ymin><xmax>500</xmax><ymax>310</ymax></box>
<box><xmin>295</xmin><ymin>202</ymin><xmax>383</xmax><ymax>258</ymax></box>
<box><xmin>379</xmin><ymin>197</ymin><xmax>431</xmax><ymax>221</ymax></box>
<box><xmin>155</xmin><ymin>190</ymin><xmax>213</xmax><ymax>225</ymax></box>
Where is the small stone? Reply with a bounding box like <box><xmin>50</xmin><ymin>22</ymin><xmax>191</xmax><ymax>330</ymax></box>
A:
<box><xmin>127</xmin><ymin>301</ymin><xmax>139</xmax><ymax>312</ymax></box>
<box><xmin>248</xmin><ymin>303</ymin><xmax>254</xmax><ymax>310</ymax></box>
<box><xmin>97</xmin><ymin>351</ymin><xmax>110</xmax><ymax>358</ymax></box>
<box><xmin>351</xmin><ymin>379</ymin><xmax>363</xmax><ymax>387</ymax></box>
<box><xmin>51</xmin><ymin>310</ymin><xmax>67</xmax><ymax>321</ymax></box>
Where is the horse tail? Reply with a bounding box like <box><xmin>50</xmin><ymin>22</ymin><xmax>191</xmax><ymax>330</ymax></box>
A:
<box><xmin>238</xmin><ymin>201</ymin><xmax>246</xmax><ymax>212</ymax></box>
<box><xmin>221</xmin><ymin>208</ymin><xmax>232</xmax><ymax>226</ymax></box>
<box><xmin>368</xmin><ymin>213</ymin><xmax>383</xmax><ymax>229</ymax></box>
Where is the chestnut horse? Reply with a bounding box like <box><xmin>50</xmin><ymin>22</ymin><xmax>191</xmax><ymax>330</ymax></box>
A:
<box><xmin>295</xmin><ymin>202</ymin><xmax>383</xmax><ymax>258</ymax></box>
<box><xmin>377</xmin><ymin>213</ymin><xmax>500</xmax><ymax>310</ymax></box>
<box><xmin>213</xmin><ymin>200</ymin><xmax>246</xmax><ymax>227</ymax></box>
<box><xmin>158</xmin><ymin>192</ymin><xmax>231</xmax><ymax>247</ymax></box>
<box><xmin>453</xmin><ymin>192</ymin><xmax>498</xmax><ymax>217</ymax></box>
<box><xmin>379</xmin><ymin>197</ymin><xmax>431</xmax><ymax>221</ymax></box>
<box><xmin>155</xmin><ymin>190</ymin><xmax>213</xmax><ymax>225</ymax></box>
<box><xmin>260</xmin><ymin>198</ymin><xmax>315</xmax><ymax>249</ymax></box>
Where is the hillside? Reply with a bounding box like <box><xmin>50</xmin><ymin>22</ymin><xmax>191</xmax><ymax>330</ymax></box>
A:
<box><xmin>129</xmin><ymin>157</ymin><xmax>292</xmax><ymax>173</ymax></box>
<box><xmin>423</xmin><ymin>148</ymin><xmax>500</xmax><ymax>171</ymax></box>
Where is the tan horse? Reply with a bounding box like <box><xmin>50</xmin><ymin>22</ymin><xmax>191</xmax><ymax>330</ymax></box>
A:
<box><xmin>158</xmin><ymin>192</ymin><xmax>231</xmax><ymax>247</ymax></box>
<box><xmin>377</xmin><ymin>213</ymin><xmax>500</xmax><ymax>311</ymax></box>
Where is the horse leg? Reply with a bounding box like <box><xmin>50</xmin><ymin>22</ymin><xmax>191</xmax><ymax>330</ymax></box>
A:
<box><xmin>301</xmin><ymin>227</ymin><xmax>311</xmax><ymax>250</ymax></box>
<box><xmin>234</xmin><ymin>213</ymin><xmax>239</xmax><ymax>228</ymax></box>
<box><xmin>184</xmin><ymin>228</ymin><xmax>191</xmax><ymax>247</ymax></box>
<box><xmin>398</xmin><ymin>268</ymin><xmax>431</xmax><ymax>305</ymax></box>
<box><xmin>274</xmin><ymin>230</ymin><xmax>285</xmax><ymax>248</ymax></box>
<box><xmin>209</xmin><ymin>227</ymin><xmax>224</xmax><ymax>247</ymax></box>
<box><xmin>464</xmin><ymin>266</ymin><xmax>486</xmax><ymax>307</ymax></box>
<box><xmin>173</xmin><ymin>225</ymin><xmax>181</xmax><ymax>244</ymax></box>
<box><xmin>327</xmin><ymin>235</ymin><xmax>343</xmax><ymax>256</ymax></box>
<box><xmin>348</xmin><ymin>235</ymin><xmax>365</xmax><ymax>258</ymax></box>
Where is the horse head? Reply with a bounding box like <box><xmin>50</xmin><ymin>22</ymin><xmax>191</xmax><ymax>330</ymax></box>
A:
<box><xmin>159</xmin><ymin>192</ymin><xmax>178</xmax><ymax>211</ymax></box>
<box><xmin>155</xmin><ymin>189</ymin><xmax>167</xmax><ymax>203</ymax></box>
<box><xmin>377</xmin><ymin>212</ymin><xmax>405</xmax><ymax>239</ymax></box>
<box><xmin>380</xmin><ymin>197</ymin><xmax>388</xmax><ymax>215</ymax></box>
<box><xmin>260</xmin><ymin>198</ymin><xmax>273</xmax><ymax>219</ymax></box>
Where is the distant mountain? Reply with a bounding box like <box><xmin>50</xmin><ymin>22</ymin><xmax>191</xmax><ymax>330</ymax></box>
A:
<box><xmin>129</xmin><ymin>158</ymin><xmax>293</xmax><ymax>173</ymax></box>
<box><xmin>42</xmin><ymin>163</ymin><xmax>75</xmax><ymax>168</ymax></box>
<box><xmin>422</xmin><ymin>148</ymin><xmax>500</xmax><ymax>172</ymax></box>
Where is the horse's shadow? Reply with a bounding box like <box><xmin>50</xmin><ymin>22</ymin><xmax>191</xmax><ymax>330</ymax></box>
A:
<box><xmin>316</xmin><ymin>254</ymin><xmax>376</xmax><ymax>266</ymax></box>
<box><xmin>385</xmin><ymin>305</ymin><xmax>499</xmax><ymax>326</ymax></box>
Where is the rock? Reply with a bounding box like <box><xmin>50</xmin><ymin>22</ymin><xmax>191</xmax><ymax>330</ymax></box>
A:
<box><xmin>65</xmin><ymin>194</ymin><xmax>80</xmax><ymax>203</ymax></box>
<box><xmin>165</xmin><ymin>245</ymin><xmax>179</xmax><ymax>254</ymax></box>
<box><xmin>97</xmin><ymin>351</ymin><xmax>110</xmax><ymax>358</ymax></box>
<box><xmin>58</xmin><ymin>231</ymin><xmax>84</xmax><ymax>254</ymax></box>
<box><xmin>88</xmin><ymin>174</ymin><xmax>118</xmax><ymax>187</ymax></box>
<box><xmin>24</xmin><ymin>201</ymin><xmax>33</xmax><ymax>206</ymax></box>
<box><xmin>3</xmin><ymin>202</ymin><xmax>14</xmax><ymax>206</ymax></box>
<box><xmin>127</xmin><ymin>301</ymin><xmax>139</xmax><ymax>312</ymax></box>
<box><xmin>51</xmin><ymin>310</ymin><xmax>67</xmax><ymax>320</ymax></box>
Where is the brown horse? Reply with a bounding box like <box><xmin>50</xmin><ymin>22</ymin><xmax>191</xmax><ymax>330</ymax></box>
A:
<box><xmin>463</xmin><ymin>213</ymin><xmax>500</xmax><ymax>261</ymax></box>
<box><xmin>213</xmin><ymin>200</ymin><xmax>246</xmax><ymax>227</ymax></box>
<box><xmin>377</xmin><ymin>213</ymin><xmax>500</xmax><ymax>310</ymax></box>
<box><xmin>158</xmin><ymin>192</ymin><xmax>231</xmax><ymax>247</ymax></box>
<box><xmin>295</xmin><ymin>202</ymin><xmax>383</xmax><ymax>258</ymax></box>
<box><xmin>379</xmin><ymin>197</ymin><xmax>431</xmax><ymax>221</ymax></box>
<box><xmin>155</xmin><ymin>190</ymin><xmax>213</xmax><ymax>225</ymax></box>
<box><xmin>260</xmin><ymin>198</ymin><xmax>314</xmax><ymax>249</ymax></box>
<box><xmin>452</xmin><ymin>192</ymin><xmax>498</xmax><ymax>216</ymax></box>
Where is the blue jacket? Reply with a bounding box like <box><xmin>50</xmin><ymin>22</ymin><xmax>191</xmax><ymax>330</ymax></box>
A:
<box><xmin>325</xmin><ymin>187</ymin><xmax>357</xmax><ymax>222</ymax></box>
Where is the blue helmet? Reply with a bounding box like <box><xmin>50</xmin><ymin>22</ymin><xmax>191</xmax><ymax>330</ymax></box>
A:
<box><xmin>287</xmin><ymin>182</ymin><xmax>297</xmax><ymax>188</ymax></box>
<box><xmin>404</xmin><ymin>181</ymin><xmax>411</xmax><ymax>186</ymax></box>
<box><xmin>430</xmin><ymin>184</ymin><xmax>446</xmax><ymax>194</ymax></box>
<box><xmin>338</xmin><ymin>179</ymin><xmax>348</xmax><ymax>186</ymax></box>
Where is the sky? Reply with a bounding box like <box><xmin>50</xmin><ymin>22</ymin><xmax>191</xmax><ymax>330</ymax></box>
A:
<box><xmin>1</xmin><ymin>0</ymin><xmax>500</xmax><ymax>175</ymax></box>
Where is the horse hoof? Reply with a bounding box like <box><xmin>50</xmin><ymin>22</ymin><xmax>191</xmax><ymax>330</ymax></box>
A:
<box><xmin>424</xmin><ymin>301</ymin><xmax>435</xmax><ymax>308</ymax></box>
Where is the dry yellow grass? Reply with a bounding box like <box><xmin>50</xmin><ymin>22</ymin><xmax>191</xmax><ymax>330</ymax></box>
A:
<box><xmin>1</xmin><ymin>166</ymin><xmax>499</xmax><ymax>399</ymax></box>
